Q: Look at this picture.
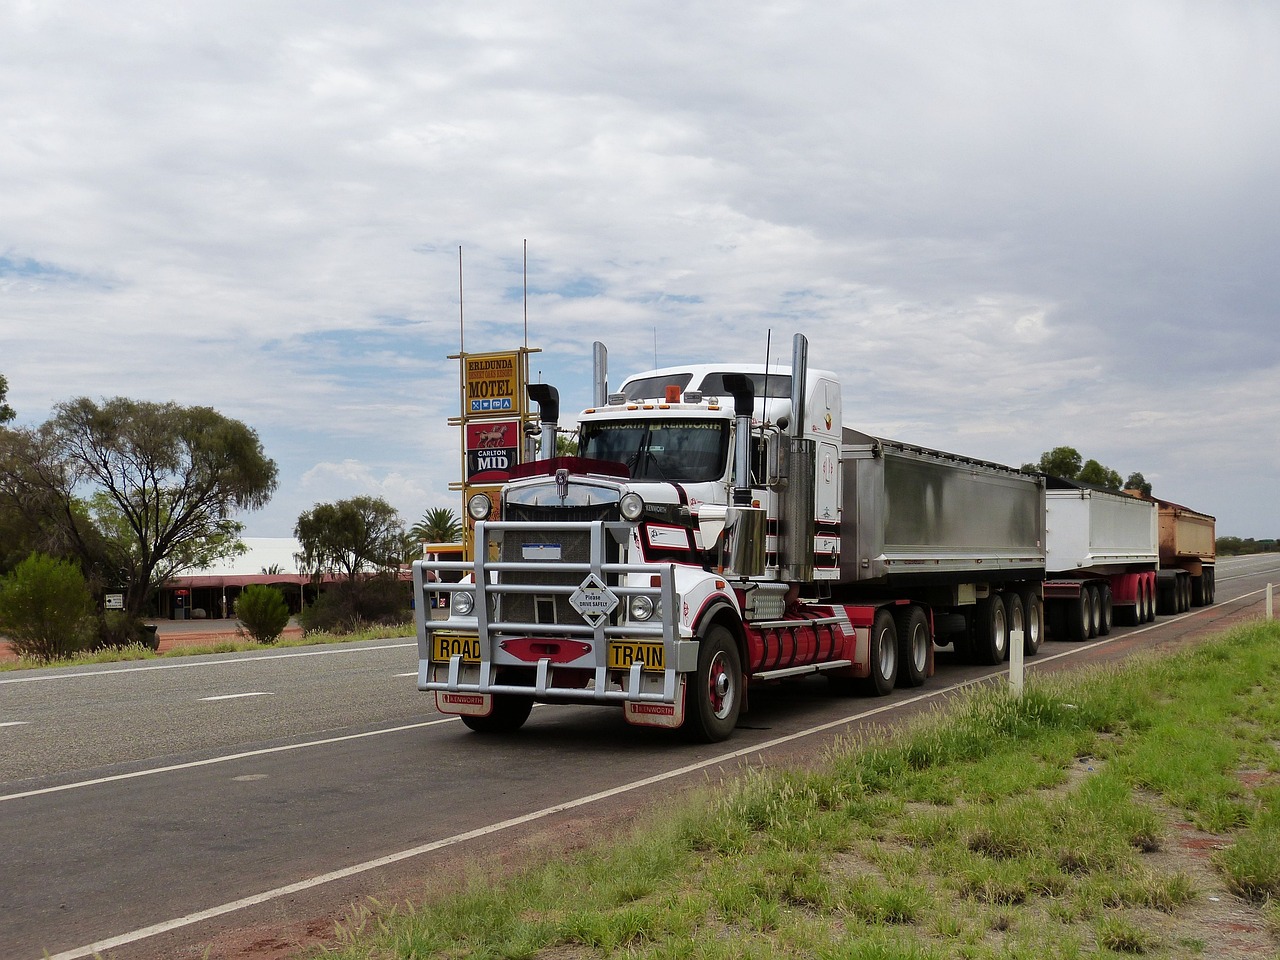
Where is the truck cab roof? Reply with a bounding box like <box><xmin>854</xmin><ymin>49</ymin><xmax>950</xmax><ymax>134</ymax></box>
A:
<box><xmin>618</xmin><ymin>363</ymin><xmax>836</xmax><ymax>404</ymax></box>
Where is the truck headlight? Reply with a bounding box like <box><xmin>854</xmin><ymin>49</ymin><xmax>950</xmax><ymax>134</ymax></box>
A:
<box><xmin>451</xmin><ymin>590</ymin><xmax>475</xmax><ymax>616</ymax></box>
<box><xmin>619</xmin><ymin>492</ymin><xmax>645</xmax><ymax>521</ymax></box>
<box><xmin>629</xmin><ymin>595</ymin><xmax>660</xmax><ymax>621</ymax></box>
<box><xmin>467</xmin><ymin>492</ymin><xmax>492</xmax><ymax>521</ymax></box>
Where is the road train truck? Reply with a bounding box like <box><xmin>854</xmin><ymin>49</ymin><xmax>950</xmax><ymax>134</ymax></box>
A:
<box><xmin>413</xmin><ymin>334</ymin><xmax>1047</xmax><ymax>742</ymax></box>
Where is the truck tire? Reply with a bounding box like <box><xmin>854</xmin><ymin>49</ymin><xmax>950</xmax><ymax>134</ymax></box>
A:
<box><xmin>862</xmin><ymin>609</ymin><xmax>899</xmax><ymax>694</ymax></box>
<box><xmin>1021</xmin><ymin>592</ymin><xmax>1043</xmax><ymax>656</ymax></box>
<box><xmin>894</xmin><ymin>605</ymin><xmax>929</xmax><ymax>688</ymax></box>
<box><xmin>1157</xmin><ymin>578</ymin><xmax>1177</xmax><ymax>616</ymax></box>
<box><xmin>972</xmin><ymin>595</ymin><xmax>1007</xmax><ymax>665</ymax></box>
<box><xmin>1191</xmin><ymin>574</ymin><xmax>1206</xmax><ymax>607</ymax></box>
<box><xmin>1086</xmin><ymin>585</ymin><xmax>1103</xmax><ymax>638</ymax></box>
<box><xmin>1142</xmin><ymin>579</ymin><xmax>1157</xmax><ymax>622</ymax></box>
<box><xmin>1066</xmin><ymin>592</ymin><xmax>1089</xmax><ymax>643</ymax></box>
<box><xmin>1181</xmin><ymin>575</ymin><xmax>1193</xmax><ymax>612</ymax></box>
<box><xmin>1003</xmin><ymin>592</ymin><xmax>1024</xmax><ymax>662</ymax></box>
<box><xmin>683</xmin><ymin>625</ymin><xmax>742</xmax><ymax>742</ymax></box>
<box><xmin>1206</xmin><ymin>568</ymin><xmax>1216</xmax><ymax>604</ymax></box>
<box><xmin>461</xmin><ymin>694</ymin><xmax>534</xmax><ymax>734</ymax></box>
<box><xmin>1098</xmin><ymin>585</ymin><xmax>1113</xmax><ymax>636</ymax></box>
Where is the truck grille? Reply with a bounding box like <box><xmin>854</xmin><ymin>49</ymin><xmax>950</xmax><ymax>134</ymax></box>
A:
<box><xmin>495</xmin><ymin>525</ymin><xmax>620</xmax><ymax>626</ymax></box>
<box><xmin>503</xmin><ymin>502</ymin><xmax>620</xmax><ymax>523</ymax></box>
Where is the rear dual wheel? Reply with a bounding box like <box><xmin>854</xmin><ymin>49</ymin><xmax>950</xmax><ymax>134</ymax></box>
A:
<box><xmin>894</xmin><ymin>605</ymin><xmax>929</xmax><ymax>687</ymax></box>
<box><xmin>1097</xmin><ymin>585</ymin><xmax>1113</xmax><ymax>636</ymax></box>
<box><xmin>864</xmin><ymin>609</ymin><xmax>900</xmax><ymax>695</ymax></box>
<box><xmin>972</xmin><ymin>594</ymin><xmax>1008</xmax><ymax>665</ymax></box>
<box><xmin>1021</xmin><ymin>592</ymin><xmax>1044</xmax><ymax>656</ymax></box>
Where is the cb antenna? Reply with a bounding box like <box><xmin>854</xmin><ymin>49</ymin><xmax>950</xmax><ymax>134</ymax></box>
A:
<box><xmin>457</xmin><ymin>245</ymin><xmax>465</xmax><ymax>353</ymax></box>
<box><xmin>761</xmin><ymin>329</ymin><xmax>773</xmax><ymax>419</ymax></box>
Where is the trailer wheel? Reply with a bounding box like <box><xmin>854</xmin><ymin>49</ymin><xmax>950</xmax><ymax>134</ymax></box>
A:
<box><xmin>1088</xmin><ymin>585</ymin><xmax>1104</xmax><ymax>638</ymax></box>
<box><xmin>972</xmin><ymin>594</ymin><xmax>1008</xmax><ymax>665</ymax></box>
<box><xmin>1003</xmin><ymin>592</ymin><xmax>1025</xmax><ymax>662</ymax></box>
<box><xmin>461</xmin><ymin>694</ymin><xmax>534</xmax><ymax>734</ymax></box>
<box><xmin>1066</xmin><ymin>591</ymin><xmax>1089</xmax><ymax>642</ymax></box>
<box><xmin>1098</xmin><ymin>585</ymin><xmax>1113</xmax><ymax>636</ymax></box>
<box><xmin>1206</xmin><ymin>568</ymin><xmax>1216</xmax><ymax>604</ymax></box>
<box><xmin>1182</xmin><ymin>575</ymin><xmax>1193</xmax><ymax>612</ymax></box>
<box><xmin>1021</xmin><ymin>592</ymin><xmax>1043</xmax><ymax>656</ymax></box>
<box><xmin>894</xmin><ymin>605</ymin><xmax>929</xmax><ymax>687</ymax></box>
<box><xmin>1142</xmin><ymin>579</ymin><xmax>1157</xmax><ymax>622</ymax></box>
<box><xmin>683</xmin><ymin>625</ymin><xmax>742</xmax><ymax>742</ymax></box>
<box><xmin>1191</xmin><ymin>574</ymin><xmax>1205</xmax><ymax>607</ymax></box>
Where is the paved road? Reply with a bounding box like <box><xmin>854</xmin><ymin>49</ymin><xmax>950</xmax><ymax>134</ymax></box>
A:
<box><xmin>3</xmin><ymin>555</ymin><xmax>1278</xmax><ymax>960</ymax></box>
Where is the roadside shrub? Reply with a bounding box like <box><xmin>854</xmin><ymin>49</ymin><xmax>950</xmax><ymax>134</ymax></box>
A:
<box><xmin>236</xmin><ymin>584</ymin><xmax>291</xmax><ymax>644</ymax></box>
<box><xmin>300</xmin><ymin>575</ymin><xmax>410</xmax><ymax>634</ymax></box>
<box><xmin>0</xmin><ymin>552</ymin><xmax>96</xmax><ymax>662</ymax></box>
<box><xmin>94</xmin><ymin>610</ymin><xmax>159</xmax><ymax>650</ymax></box>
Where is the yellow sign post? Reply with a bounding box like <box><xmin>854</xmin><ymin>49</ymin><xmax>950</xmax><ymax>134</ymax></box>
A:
<box><xmin>448</xmin><ymin>347</ymin><xmax>541</xmax><ymax>559</ymax></box>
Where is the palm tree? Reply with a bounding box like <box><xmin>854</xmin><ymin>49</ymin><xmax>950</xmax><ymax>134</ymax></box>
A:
<box><xmin>410</xmin><ymin>507</ymin><xmax>462</xmax><ymax>545</ymax></box>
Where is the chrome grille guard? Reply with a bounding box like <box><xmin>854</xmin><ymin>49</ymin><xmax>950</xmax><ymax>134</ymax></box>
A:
<box><xmin>413</xmin><ymin>520</ymin><xmax>687</xmax><ymax>704</ymax></box>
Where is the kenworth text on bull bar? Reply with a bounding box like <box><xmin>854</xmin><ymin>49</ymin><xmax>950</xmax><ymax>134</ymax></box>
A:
<box><xmin>412</xmin><ymin>334</ymin><xmax>1213</xmax><ymax>742</ymax></box>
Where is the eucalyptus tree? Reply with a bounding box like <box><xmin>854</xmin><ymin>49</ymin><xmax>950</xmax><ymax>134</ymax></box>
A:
<box><xmin>0</xmin><ymin>397</ymin><xmax>278</xmax><ymax>617</ymax></box>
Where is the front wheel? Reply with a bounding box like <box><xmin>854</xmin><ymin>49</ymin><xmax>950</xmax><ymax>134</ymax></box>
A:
<box><xmin>682</xmin><ymin>625</ymin><xmax>742</xmax><ymax>743</ymax></box>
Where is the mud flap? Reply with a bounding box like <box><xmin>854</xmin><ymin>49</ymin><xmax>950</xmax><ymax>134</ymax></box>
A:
<box><xmin>436</xmin><ymin>691</ymin><xmax>492</xmax><ymax>717</ymax></box>
<box><xmin>623</xmin><ymin>675</ymin><xmax>686</xmax><ymax>729</ymax></box>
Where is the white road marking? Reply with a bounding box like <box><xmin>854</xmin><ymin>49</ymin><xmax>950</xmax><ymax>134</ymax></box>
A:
<box><xmin>1</xmin><ymin>721</ymin><xmax>30</xmax><ymax>728</ymax></box>
<box><xmin>199</xmin><ymin>692</ymin><xmax>273</xmax><ymax>702</ymax></box>
<box><xmin>0</xmin><ymin>642</ymin><xmax>415</xmax><ymax>685</ymax></box>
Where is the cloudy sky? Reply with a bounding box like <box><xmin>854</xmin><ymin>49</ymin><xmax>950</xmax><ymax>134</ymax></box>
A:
<box><xmin>3</xmin><ymin>1</ymin><xmax>1276</xmax><ymax>539</ymax></box>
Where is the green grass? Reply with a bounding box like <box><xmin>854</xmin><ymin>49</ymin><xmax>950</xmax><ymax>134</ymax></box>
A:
<box><xmin>311</xmin><ymin>621</ymin><xmax>1280</xmax><ymax>957</ymax></box>
<box><xmin>0</xmin><ymin>621</ymin><xmax>413</xmax><ymax>671</ymax></box>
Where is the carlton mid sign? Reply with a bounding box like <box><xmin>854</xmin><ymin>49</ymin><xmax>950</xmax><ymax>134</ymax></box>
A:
<box><xmin>465</xmin><ymin>419</ymin><xmax>520</xmax><ymax>481</ymax></box>
<box><xmin>464</xmin><ymin>351</ymin><xmax>520</xmax><ymax>415</ymax></box>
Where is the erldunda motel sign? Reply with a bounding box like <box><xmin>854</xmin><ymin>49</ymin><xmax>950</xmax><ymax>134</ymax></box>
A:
<box><xmin>448</xmin><ymin>347</ymin><xmax>541</xmax><ymax>557</ymax></box>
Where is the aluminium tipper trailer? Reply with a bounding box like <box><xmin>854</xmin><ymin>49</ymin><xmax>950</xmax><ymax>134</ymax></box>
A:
<box><xmin>834</xmin><ymin>427</ymin><xmax>1047</xmax><ymax>663</ymax></box>
<box><xmin>1043</xmin><ymin>477</ymin><xmax>1159</xmax><ymax>641</ymax></box>
<box><xmin>837</xmin><ymin>427</ymin><xmax>1046</xmax><ymax>591</ymax></box>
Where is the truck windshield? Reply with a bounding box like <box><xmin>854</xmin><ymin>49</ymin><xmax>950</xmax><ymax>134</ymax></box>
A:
<box><xmin>579</xmin><ymin>419</ymin><xmax>729</xmax><ymax>482</ymax></box>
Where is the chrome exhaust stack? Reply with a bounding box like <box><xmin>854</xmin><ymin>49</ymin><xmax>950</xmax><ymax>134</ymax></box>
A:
<box><xmin>592</xmin><ymin>341</ymin><xmax>608</xmax><ymax>407</ymax></box>
<box><xmin>526</xmin><ymin>383</ymin><xmax>559</xmax><ymax>460</ymax></box>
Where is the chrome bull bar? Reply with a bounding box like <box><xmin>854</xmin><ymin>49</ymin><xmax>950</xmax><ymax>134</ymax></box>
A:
<box><xmin>412</xmin><ymin>520</ymin><xmax>691</xmax><ymax>704</ymax></box>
